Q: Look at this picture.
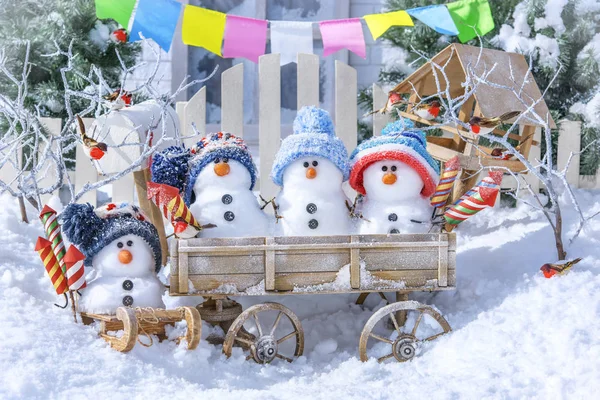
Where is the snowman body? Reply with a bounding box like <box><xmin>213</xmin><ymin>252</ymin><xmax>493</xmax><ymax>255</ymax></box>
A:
<box><xmin>276</xmin><ymin>156</ymin><xmax>351</xmax><ymax>236</ymax></box>
<box><xmin>190</xmin><ymin>159</ymin><xmax>269</xmax><ymax>238</ymax></box>
<box><xmin>358</xmin><ymin>160</ymin><xmax>432</xmax><ymax>234</ymax></box>
<box><xmin>79</xmin><ymin>233</ymin><xmax>165</xmax><ymax>314</ymax></box>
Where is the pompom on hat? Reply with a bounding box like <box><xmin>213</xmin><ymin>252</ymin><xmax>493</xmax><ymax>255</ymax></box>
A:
<box><xmin>60</xmin><ymin>202</ymin><xmax>162</xmax><ymax>272</ymax></box>
<box><xmin>349</xmin><ymin>118</ymin><xmax>440</xmax><ymax>197</ymax></box>
<box><xmin>151</xmin><ymin>132</ymin><xmax>258</xmax><ymax>205</ymax></box>
<box><xmin>270</xmin><ymin>106</ymin><xmax>350</xmax><ymax>187</ymax></box>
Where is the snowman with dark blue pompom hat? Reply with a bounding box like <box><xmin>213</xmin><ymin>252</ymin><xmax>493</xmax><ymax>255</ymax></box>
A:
<box><xmin>60</xmin><ymin>202</ymin><xmax>165</xmax><ymax>314</ymax></box>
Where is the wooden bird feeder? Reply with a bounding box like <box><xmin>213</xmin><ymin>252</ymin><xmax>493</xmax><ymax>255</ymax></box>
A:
<box><xmin>390</xmin><ymin>43</ymin><xmax>556</xmax><ymax>203</ymax></box>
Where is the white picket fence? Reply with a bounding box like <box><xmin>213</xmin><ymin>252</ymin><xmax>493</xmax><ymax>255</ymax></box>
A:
<box><xmin>1</xmin><ymin>54</ymin><xmax>597</xmax><ymax>207</ymax></box>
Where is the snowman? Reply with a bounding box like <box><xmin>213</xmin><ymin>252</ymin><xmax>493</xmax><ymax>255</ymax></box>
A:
<box><xmin>61</xmin><ymin>202</ymin><xmax>165</xmax><ymax>314</ymax></box>
<box><xmin>349</xmin><ymin>119</ymin><xmax>440</xmax><ymax>234</ymax></box>
<box><xmin>271</xmin><ymin>106</ymin><xmax>351</xmax><ymax>236</ymax></box>
<box><xmin>152</xmin><ymin>132</ymin><xmax>269</xmax><ymax>238</ymax></box>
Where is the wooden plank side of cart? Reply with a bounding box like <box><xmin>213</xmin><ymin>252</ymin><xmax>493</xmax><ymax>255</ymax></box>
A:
<box><xmin>169</xmin><ymin>233</ymin><xmax>456</xmax><ymax>296</ymax></box>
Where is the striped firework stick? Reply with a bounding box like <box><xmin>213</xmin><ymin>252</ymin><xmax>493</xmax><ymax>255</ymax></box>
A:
<box><xmin>147</xmin><ymin>182</ymin><xmax>201</xmax><ymax>238</ymax></box>
<box><xmin>444</xmin><ymin>186</ymin><xmax>499</xmax><ymax>227</ymax></box>
<box><xmin>39</xmin><ymin>205</ymin><xmax>67</xmax><ymax>275</ymax></box>
<box><xmin>35</xmin><ymin>237</ymin><xmax>68</xmax><ymax>295</ymax></box>
<box><xmin>454</xmin><ymin>170</ymin><xmax>503</xmax><ymax>205</ymax></box>
<box><xmin>430</xmin><ymin>156</ymin><xmax>460</xmax><ymax>208</ymax></box>
<box><xmin>64</xmin><ymin>245</ymin><xmax>87</xmax><ymax>291</ymax></box>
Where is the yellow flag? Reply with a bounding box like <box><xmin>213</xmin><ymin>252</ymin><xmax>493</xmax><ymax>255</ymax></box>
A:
<box><xmin>182</xmin><ymin>5</ymin><xmax>226</xmax><ymax>56</ymax></box>
<box><xmin>364</xmin><ymin>10</ymin><xmax>414</xmax><ymax>40</ymax></box>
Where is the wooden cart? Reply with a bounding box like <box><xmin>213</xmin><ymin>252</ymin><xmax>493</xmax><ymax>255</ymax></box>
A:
<box><xmin>170</xmin><ymin>232</ymin><xmax>456</xmax><ymax>363</ymax></box>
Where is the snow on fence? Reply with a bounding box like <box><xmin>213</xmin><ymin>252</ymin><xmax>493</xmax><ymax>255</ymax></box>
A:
<box><xmin>0</xmin><ymin>55</ymin><xmax>596</xmax><ymax>207</ymax></box>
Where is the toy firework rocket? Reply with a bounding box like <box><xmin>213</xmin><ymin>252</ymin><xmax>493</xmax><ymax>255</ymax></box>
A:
<box><xmin>443</xmin><ymin>170</ymin><xmax>502</xmax><ymax>231</ymax></box>
<box><xmin>64</xmin><ymin>245</ymin><xmax>87</xmax><ymax>291</ymax></box>
<box><xmin>430</xmin><ymin>156</ymin><xmax>460</xmax><ymax>208</ymax></box>
<box><xmin>147</xmin><ymin>182</ymin><xmax>210</xmax><ymax>238</ymax></box>
<box><xmin>35</xmin><ymin>237</ymin><xmax>68</xmax><ymax>295</ymax></box>
<box><xmin>39</xmin><ymin>205</ymin><xmax>67</xmax><ymax>274</ymax></box>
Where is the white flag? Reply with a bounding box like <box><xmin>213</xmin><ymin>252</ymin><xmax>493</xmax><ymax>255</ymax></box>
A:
<box><xmin>270</xmin><ymin>21</ymin><xmax>314</xmax><ymax>65</ymax></box>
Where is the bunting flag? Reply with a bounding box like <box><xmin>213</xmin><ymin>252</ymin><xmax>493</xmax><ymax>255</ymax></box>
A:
<box><xmin>407</xmin><ymin>5</ymin><xmax>459</xmax><ymax>36</ymax></box>
<box><xmin>364</xmin><ymin>10</ymin><xmax>414</xmax><ymax>40</ymax></box>
<box><xmin>129</xmin><ymin>0</ymin><xmax>182</xmax><ymax>52</ymax></box>
<box><xmin>223</xmin><ymin>15</ymin><xmax>268</xmax><ymax>62</ymax></box>
<box><xmin>447</xmin><ymin>0</ymin><xmax>495</xmax><ymax>43</ymax></box>
<box><xmin>271</xmin><ymin>21</ymin><xmax>314</xmax><ymax>65</ymax></box>
<box><xmin>319</xmin><ymin>18</ymin><xmax>366</xmax><ymax>58</ymax></box>
<box><xmin>182</xmin><ymin>5</ymin><xmax>226</xmax><ymax>56</ymax></box>
<box><xmin>94</xmin><ymin>0</ymin><xmax>136</xmax><ymax>29</ymax></box>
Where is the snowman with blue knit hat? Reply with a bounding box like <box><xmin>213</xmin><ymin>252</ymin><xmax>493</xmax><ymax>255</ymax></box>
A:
<box><xmin>60</xmin><ymin>202</ymin><xmax>165</xmax><ymax>314</ymax></box>
<box><xmin>349</xmin><ymin>118</ymin><xmax>439</xmax><ymax>234</ymax></box>
<box><xmin>152</xmin><ymin>132</ymin><xmax>269</xmax><ymax>238</ymax></box>
<box><xmin>271</xmin><ymin>106</ymin><xmax>351</xmax><ymax>236</ymax></box>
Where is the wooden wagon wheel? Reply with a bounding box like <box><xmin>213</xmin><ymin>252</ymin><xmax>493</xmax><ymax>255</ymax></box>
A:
<box><xmin>100</xmin><ymin>307</ymin><xmax>138</xmax><ymax>353</ymax></box>
<box><xmin>177</xmin><ymin>306</ymin><xmax>202</xmax><ymax>350</ymax></box>
<box><xmin>223</xmin><ymin>302</ymin><xmax>304</xmax><ymax>364</ymax></box>
<box><xmin>359</xmin><ymin>301</ymin><xmax>451</xmax><ymax>363</ymax></box>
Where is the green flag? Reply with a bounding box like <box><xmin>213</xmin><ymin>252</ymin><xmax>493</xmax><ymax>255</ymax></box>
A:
<box><xmin>446</xmin><ymin>0</ymin><xmax>495</xmax><ymax>43</ymax></box>
<box><xmin>94</xmin><ymin>0</ymin><xmax>136</xmax><ymax>29</ymax></box>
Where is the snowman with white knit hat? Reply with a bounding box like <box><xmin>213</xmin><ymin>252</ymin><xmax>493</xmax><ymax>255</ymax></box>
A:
<box><xmin>60</xmin><ymin>202</ymin><xmax>165</xmax><ymax>314</ymax></box>
<box><xmin>152</xmin><ymin>132</ymin><xmax>269</xmax><ymax>238</ymax></box>
<box><xmin>349</xmin><ymin>119</ymin><xmax>439</xmax><ymax>234</ymax></box>
<box><xmin>271</xmin><ymin>106</ymin><xmax>351</xmax><ymax>236</ymax></box>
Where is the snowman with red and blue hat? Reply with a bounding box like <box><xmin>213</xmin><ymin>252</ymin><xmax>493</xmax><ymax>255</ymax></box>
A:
<box><xmin>349</xmin><ymin>119</ymin><xmax>439</xmax><ymax>234</ymax></box>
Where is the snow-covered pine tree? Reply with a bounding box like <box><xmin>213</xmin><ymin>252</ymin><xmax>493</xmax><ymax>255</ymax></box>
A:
<box><xmin>0</xmin><ymin>0</ymin><xmax>141</xmax><ymax>119</ymax></box>
<box><xmin>359</xmin><ymin>0</ymin><xmax>600</xmax><ymax>175</ymax></box>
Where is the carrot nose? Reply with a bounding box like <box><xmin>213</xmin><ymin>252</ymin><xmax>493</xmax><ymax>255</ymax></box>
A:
<box><xmin>214</xmin><ymin>163</ymin><xmax>230</xmax><ymax>177</ymax></box>
<box><xmin>382</xmin><ymin>173</ymin><xmax>397</xmax><ymax>185</ymax></box>
<box><xmin>118</xmin><ymin>250</ymin><xmax>133</xmax><ymax>264</ymax></box>
<box><xmin>306</xmin><ymin>167</ymin><xmax>317</xmax><ymax>179</ymax></box>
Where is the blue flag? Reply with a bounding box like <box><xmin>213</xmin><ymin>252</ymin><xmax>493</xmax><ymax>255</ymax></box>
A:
<box><xmin>129</xmin><ymin>0</ymin><xmax>182</xmax><ymax>52</ymax></box>
<box><xmin>407</xmin><ymin>5</ymin><xmax>459</xmax><ymax>36</ymax></box>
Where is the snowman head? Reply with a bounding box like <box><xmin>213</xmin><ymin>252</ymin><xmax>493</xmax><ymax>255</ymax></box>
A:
<box><xmin>271</xmin><ymin>107</ymin><xmax>349</xmax><ymax>188</ymax></box>
<box><xmin>282</xmin><ymin>156</ymin><xmax>343</xmax><ymax>194</ymax></box>
<box><xmin>61</xmin><ymin>202</ymin><xmax>162</xmax><ymax>273</ymax></box>
<box><xmin>183</xmin><ymin>132</ymin><xmax>257</xmax><ymax>205</ymax></box>
<box><xmin>363</xmin><ymin>160</ymin><xmax>424</xmax><ymax>202</ymax></box>
<box><xmin>92</xmin><ymin>234</ymin><xmax>155</xmax><ymax>277</ymax></box>
<box><xmin>349</xmin><ymin>119</ymin><xmax>440</xmax><ymax>198</ymax></box>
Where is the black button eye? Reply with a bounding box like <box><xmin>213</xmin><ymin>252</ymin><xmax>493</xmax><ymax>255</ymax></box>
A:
<box><xmin>303</xmin><ymin>162</ymin><xmax>309</xmax><ymax>168</ymax></box>
<box><xmin>222</xmin><ymin>158</ymin><xmax>229</xmax><ymax>163</ymax></box>
<box><xmin>391</xmin><ymin>166</ymin><xmax>397</xmax><ymax>172</ymax></box>
<box><xmin>214</xmin><ymin>158</ymin><xmax>220</xmax><ymax>163</ymax></box>
<box><xmin>117</xmin><ymin>242</ymin><xmax>124</xmax><ymax>248</ymax></box>
<box><xmin>127</xmin><ymin>240</ymin><xmax>133</xmax><ymax>247</ymax></box>
<box><xmin>312</xmin><ymin>160</ymin><xmax>318</xmax><ymax>167</ymax></box>
<box><xmin>382</xmin><ymin>166</ymin><xmax>388</xmax><ymax>172</ymax></box>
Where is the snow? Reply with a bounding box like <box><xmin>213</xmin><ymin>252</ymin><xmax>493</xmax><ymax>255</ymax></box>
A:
<box><xmin>570</xmin><ymin>92</ymin><xmax>600</xmax><ymax>128</ymax></box>
<box><xmin>2</xmin><ymin>188</ymin><xmax>600</xmax><ymax>398</ymax></box>
<box><xmin>533</xmin><ymin>0</ymin><xmax>569</xmax><ymax>34</ymax></box>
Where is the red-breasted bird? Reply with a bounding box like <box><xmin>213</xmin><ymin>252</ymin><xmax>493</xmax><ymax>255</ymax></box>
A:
<box><xmin>76</xmin><ymin>115</ymin><xmax>107</xmax><ymax>161</ymax></box>
<box><xmin>110</xmin><ymin>29</ymin><xmax>128</xmax><ymax>43</ymax></box>
<box><xmin>490</xmin><ymin>147</ymin><xmax>514</xmax><ymax>160</ymax></box>
<box><xmin>413</xmin><ymin>100</ymin><xmax>442</xmax><ymax>121</ymax></box>
<box><xmin>540</xmin><ymin>258</ymin><xmax>582</xmax><ymax>278</ymax></box>
<box><xmin>364</xmin><ymin>92</ymin><xmax>405</xmax><ymax>116</ymax></box>
<box><xmin>469</xmin><ymin>111</ymin><xmax>521</xmax><ymax>135</ymax></box>
<box><xmin>104</xmin><ymin>89</ymin><xmax>132</xmax><ymax>110</ymax></box>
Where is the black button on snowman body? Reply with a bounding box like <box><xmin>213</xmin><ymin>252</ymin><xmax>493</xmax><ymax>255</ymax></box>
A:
<box><xmin>122</xmin><ymin>295</ymin><xmax>134</xmax><ymax>306</ymax></box>
<box><xmin>122</xmin><ymin>280</ymin><xmax>133</xmax><ymax>291</ymax></box>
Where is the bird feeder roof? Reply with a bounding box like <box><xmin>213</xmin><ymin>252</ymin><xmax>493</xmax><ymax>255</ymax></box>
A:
<box><xmin>391</xmin><ymin>43</ymin><xmax>556</xmax><ymax>129</ymax></box>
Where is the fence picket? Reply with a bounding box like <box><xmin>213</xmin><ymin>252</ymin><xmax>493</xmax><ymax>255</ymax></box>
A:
<box><xmin>558</xmin><ymin>120</ymin><xmax>582</xmax><ymax>187</ymax></box>
<box><xmin>258</xmin><ymin>54</ymin><xmax>281</xmax><ymax>201</ymax></box>
<box><xmin>183</xmin><ymin>86</ymin><xmax>206</xmax><ymax>144</ymax></box>
<box><xmin>372</xmin><ymin>84</ymin><xmax>390</xmax><ymax>137</ymax></box>
<box><xmin>74</xmin><ymin>117</ymin><xmax>98</xmax><ymax>206</ymax></box>
<box><xmin>38</xmin><ymin>118</ymin><xmax>62</xmax><ymax>205</ymax></box>
<box><xmin>111</xmin><ymin>173</ymin><xmax>135</xmax><ymax>203</ymax></box>
<box><xmin>335</xmin><ymin>61</ymin><xmax>357</xmax><ymax>153</ymax></box>
<box><xmin>221</xmin><ymin>63</ymin><xmax>244</xmax><ymax>136</ymax></box>
<box><xmin>297</xmin><ymin>54</ymin><xmax>320</xmax><ymax>109</ymax></box>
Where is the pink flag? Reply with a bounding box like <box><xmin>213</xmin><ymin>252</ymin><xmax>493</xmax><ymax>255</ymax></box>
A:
<box><xmin>319</xmin><ymin>18</ymin><xmax>366</xmax><ymax>58</ymax></box>
<box><xmin>222</xmin><ymin>15</ymin><xmax>268</xmax><ymax>63</ymax></box>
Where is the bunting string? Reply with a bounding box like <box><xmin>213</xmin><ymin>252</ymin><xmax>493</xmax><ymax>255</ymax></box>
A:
<box><xmin>96</xmin><ymin>0</ymin><xmax>494</xmax><ymax>64</ymax></box>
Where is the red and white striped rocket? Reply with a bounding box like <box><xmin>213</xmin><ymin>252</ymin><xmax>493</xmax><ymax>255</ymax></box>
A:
<box><xmin>64</xmin><ymin>245</ymin><xmax>87</xmax><ymax>291</ymax></box>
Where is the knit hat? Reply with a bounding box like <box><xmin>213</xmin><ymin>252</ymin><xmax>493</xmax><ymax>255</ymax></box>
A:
<box><xmin>60</xmin><ymin>202</ymin><xmax>162</xmax><ymax>273</ymax></box>
<box><xmin>270</xmin><ymin>106</ymin><xmax>350</xmax><ymax>187</ymax></box>
<box><xmin>151</xmin><ymin>132</ymin><xmax>258</xmax><ymax>206</ymax></box>
<box><xmin>349</xmin><ymin>118</ymin><xmax>440</xmax><ymax>197</ymax></box>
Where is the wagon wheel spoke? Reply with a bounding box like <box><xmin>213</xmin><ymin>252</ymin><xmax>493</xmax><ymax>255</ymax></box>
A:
<box><xmin>277</xmin><ymin>330</ymin><xmax>298</xmax><ymax>344</ymax></box>
<box><xmin>424</xmin><ymin>331</ymin><xmax>445</xmax><ymax>342</ymax></box>
<box><xmin>234</xmin><ymin>336</ymin><xmax>254</xmax><ymax>346</ymax></box>
<box><xmin>270</xmin><ymin>311</ymin><xmax>283</xmax><ymax>336</ymax></box>
<box><xmin>369</xmin><ymin>332</ymin><xmax>393</xmax><ymax>344</ymax></box>
<box><xmin>378</xmin><ymin>292</ymin><xmax>389</xmax><ymax>304</ymax></box>
<box><xmin>275</xmin><ymin>353</ymin><xmax>293</xmax><ymax>363</ymax></box>
<box><xmin>388</xmin><ymin>312</ymin><xmax>401</xmax><ymax>334</ymax></box>
<box><xmin>252</xmin><ymin>313</ymin><xmax>263</xmax><ymax>337</ymax></box>
<box><xmin>377</xmin><ymin>353</ymin><xmax>395</xmax><ymax>363</ymax></box>
<box><xmin>411</xmin><ymin>312</ymin><xmax>424</xmax><ymax>337</ymax></box>
<box><xmin>246</xmin><ymin>354</ymin><xmax>254</xmax><ymax>361</ymax></box>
